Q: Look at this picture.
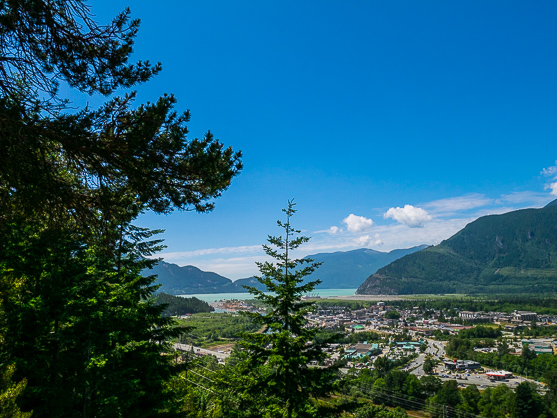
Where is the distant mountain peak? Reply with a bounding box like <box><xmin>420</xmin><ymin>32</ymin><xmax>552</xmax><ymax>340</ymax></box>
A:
<box><xmin>545</xmin><ymin>198</ymin><xmax>557</xmax><ymax>207</ymax></box>
<box><xmin>146</xmin><ymin>245</ymin><xmax>427</xmax><ymax>294</ymax></box>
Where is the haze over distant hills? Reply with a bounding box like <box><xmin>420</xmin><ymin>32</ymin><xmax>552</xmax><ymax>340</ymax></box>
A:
<box><xmin>147</xmin><ymin>246</ymin><xmax>427</xmax><ymax>295</ymax></box>
<box><xmin>306</xmin><ymin>246</ymin><xmax>428</xmax><ymax>289</ymax></box>
<box><xmin>357</xmin><ymin>199</ymin><xmax>557</xmax><ymax>295</ymax></box>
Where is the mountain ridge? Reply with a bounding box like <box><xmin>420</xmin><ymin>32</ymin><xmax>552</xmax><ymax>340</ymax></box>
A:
<box><xmin>357</xmin><ymin>200</ymin><xmax>557</xmax><ymax>295</ymax></box>
<box><xmin>146</xmin><ymin>245</ymin><xmax>427</xmax><ymax>295</ymax></box>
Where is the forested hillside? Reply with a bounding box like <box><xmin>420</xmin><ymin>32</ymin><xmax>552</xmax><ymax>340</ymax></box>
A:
<box><xmin>154</xmin><ymin>293</ymin><xmax>214</xmax><ymax>316</ymax></box>
<box><xmin>357</xmin><ymin>200</ymin><xmax>557</xmax><ymax>295</ymax></box>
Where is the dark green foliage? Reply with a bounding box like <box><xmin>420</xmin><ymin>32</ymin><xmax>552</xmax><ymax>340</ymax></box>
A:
<box><xmin>314</xmin><ymin>329</ymin><xmax>347</xmax><ymax>345</ymax></box>
<box><xmin>0</xmin><ymin>1</ymin><xmax>241</xmax><ymax>416</ymax></box>
<box><xmin>445</xmin><ymin>336</ymin><xmax>493</xmax><ymax>359</ymax></box>
<box><xmin>497</xmin><ymin>340</ymin><xmax>510</xmax><ymax>357</ymax></box>
<box><xmin>477</xmin><ymin>385</ymin><xmax>514</xmax><ymax>417</ymax></box>
<box><xmin>164</xmin><ymin>355</ymin><xmax>226</xmax><ymax>417</ymax></box>
<box><xmin>230</xmin><ymin>202</ymin><xmax>340</xmax><ymax>417</ymax></box>
<box><xmin>371</xmin><ymin>356</ymin><xmax>416</xmax><ymax>378</ymax></box>
<box><xmin>513</xmin><ymin>382</ymin><xmax>545</xmax><ymax>418</ymax></box>
<box><xmin>316</xmin><ymin>300</ymin><xmax>375</xmax><ymax>310</ymax></box>
<box><xmin>357</xmin><ymin>204</ymin><xmax>557</xmax><ymax>295</ymax></box>
<box><xmin>394</xmin><ymin>295</ymin><xmax>557</xmax><ymax>315</ymax></box>
<box><xmin>0</xmin><ymin>0</ymin><xmax>241</xmax><ymax>222</ymax></box>
<box><xmin>0</xmin><ymin>217</ymin><xmax>186</xmax><ymax>417</ymax></box>
<box><xmin>459</xmin><ymin>384</ymin><xmax>481</xmax><ymax>414</ymax></box>
<box><xmin>177</xmin><ymin>313</ymin><xmax>259</xmax><ymax>346</ymax></box>
<box><xmin>458</xmin><ymin>325</ymin><xmax>502</xmax><ymax>339</ymax></box>
<box><xmin>523</xmin><ymin>324</ymin><xmax>557</xmax><ymax>337</ymax></box>
<box><xmin>349</xmin><ymin>367</ymin><xmax>440</xmax><ymax>410</ymax></box>
<box><xmin>1</xmin><ymin>93</ymin><xmax>241</xmax><ymax>223</ymax></box>
<box><xmin>521</xmin><ymin>343</ymin><xmax>537</xmax><ymax>363</ymax></box>
<box><xmin>431</xmin><ymin>380</ymin><xmax>461</xmax><ymax>408</ymax></box>
<box><xmin>0</xmin><ymin>364</ymin><xmax>31</xmax><ymax>418</ymax></box>
<box><xmin>431</xmin><ymin>329</ymin><xmax>451</xmax><ymax>341</ymax></box>
<box><xmin>0</xmin><ymin>0</ymin><xmax>158</xmax><ymax>104</ymax></box>
<box><xmin>154</xmin><ymin>293</ymin><xmax>213</xmax><ymax>316</ymax></box>
<box><xmin>423</xmin><ymin>358</ymin><xmax>436</xmax><ymax>374</ymax></box>
<box><xmin>384</xmin><ymin>310</ymin><xmax>401</xmax><ymax>320</ymax></box>
<box><xmin>419</xmin><ymin>375</ymin><xmax>442</xmax><ymax>397</ymax></box>
<box><xmin>354</xmin><ymin>404</ymin><xmax>408</xmax><ymax>418</ymax></box>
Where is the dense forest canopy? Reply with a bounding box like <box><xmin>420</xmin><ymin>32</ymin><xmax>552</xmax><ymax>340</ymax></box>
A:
<box><xmin>154</xmin><ymin>293</ymin><xmax>214</xmax><ymax>316</ymax></box>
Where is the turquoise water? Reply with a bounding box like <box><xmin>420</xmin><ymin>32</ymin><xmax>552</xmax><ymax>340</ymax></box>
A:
<box><xmin>179</xmin><ymin>288</ymin><xmax>356</xmax><ymax>303</ymax></box>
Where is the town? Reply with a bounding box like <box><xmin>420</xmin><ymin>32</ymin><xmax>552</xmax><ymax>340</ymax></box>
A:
<box><xmin>178</xmin><ymin>297</ymin><xmax>557</xmax><ymax>395</ymax></box>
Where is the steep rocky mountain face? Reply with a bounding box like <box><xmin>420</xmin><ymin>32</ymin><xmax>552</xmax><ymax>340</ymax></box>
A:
<box><xmin>357</xmin><ymin>200</ymin><xmax>557</xmax><ymax>295</ymax></box>
<box><xmin>146</xmin><ymin>246</ymin><xmax>427</xmax><ymax>294</ymax></box>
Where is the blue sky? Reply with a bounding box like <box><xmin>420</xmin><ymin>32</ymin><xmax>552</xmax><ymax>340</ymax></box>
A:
<box><xmin>89</xmin><ymin>1</ymin><xmax>557</xmax><ymax>279</ymax></box>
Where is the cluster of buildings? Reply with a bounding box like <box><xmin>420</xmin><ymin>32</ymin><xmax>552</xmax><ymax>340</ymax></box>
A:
<box><xmin>443</xmin><ymin>359</ymin><xmax>481</xmax><ymax>371</ymax></box>
<box><xmin>458</xmin><ymin>310</ymin><xmax>549</xmax><ymax>323</ymax></box>
<box><xmin>305</xmin><ymin>303</ymin><xmax>546</xmax><ymax>338</ymax></box>
<box><xmin>210</xmin><ymin>299</ymin><xmax>265</xmax><ymax>313</ymax></box>
<box><xmin>344</xmin><ymin>342</ymin><xmax>381</xmax><ymax>360</ymax></box>
<box><xmin>209</xmin><ymin>299</ymin><xmax>556</xmax><ymax>360</ymax></box>
<box><xmin>520</xmin><ymin>339</ymin><xmax>554</xmax><ymax>354</ymax></box>
<box><xmin>307</xmin><ymin>304</ymin><xmax>402</xmax><ymax>330</ymax></box>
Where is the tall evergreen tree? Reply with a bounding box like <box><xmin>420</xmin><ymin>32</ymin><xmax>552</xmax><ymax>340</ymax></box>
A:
<box><xmin>0</xmin><ymin>1</ymin><xmax>241</xmax><ymax>416</ymax></box>
<box><xmin>0</xmin><ymin>209</ymin><xmax>190</xmax><ymax>417</ymax></box>
<box><xmin>228</xmin><ymin>201</ymin><xmax>339</xmax><ymax>417</ymax></box>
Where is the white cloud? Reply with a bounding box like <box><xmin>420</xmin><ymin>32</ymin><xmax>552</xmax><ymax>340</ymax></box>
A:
<box><xmin>542</xmin><ymin>162</ymin><xmax>557</xmax><ymax>197</ymax></box>
<box><xmin>372</xmin><ymin>217</ymin><xmax>472</xmax><ymax>250</ymax></box>
<box><xmin>352</xmin><ymin>234</ymin><xmax>382</xmax><ymax>247</ymax></box>
<box><xmin>342</xmin><ymin>214</ymin><xmax>373</xmax><ymax>233</ymax></box>
<box><xmin>384</xmin><ymin>205</ymin><xmax>432</xmax><ymax>228</ymax></box>
<box><xmin>542</xmin><ymin>161</ymin><xmax>557</xmax><ymax>177</ymax></box>
<box><xmin>549</xmin><ymin>182</ymin><xmax>557</xmax><ymax>196</ymax></box>
<box><xmin>355</xmin><ymin>235</ymin><xmax>373</xmax><ymax>246</ymax></box>
<box><xmin>425</xmin><ymin>194</ymin><xmax>493</xmax><ymax>216</ymax></box>
<box><xmin>159</xmin><ymin>244</ymin><xmax>261</xmax><ymax>259</ymax></box>
<box><xmin>154</xmin><ymin>181</ymin><xmax>557</xmax><ymax>280</ymax></box>
<box><xmin>497</xmin><ymin>191</ymin><xmax>551</xmax><ymax>206</ymax></box>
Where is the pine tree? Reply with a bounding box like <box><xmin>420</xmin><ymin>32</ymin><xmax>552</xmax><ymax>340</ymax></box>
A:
<box><xmin>0</xmin><ymin>0</ymin><xmax>242</xmax><ymax>222</ymax></box>
<box><xmin>229</xmin><ymin>201</ymin><xmax>339</xmax><ymax>417</ymax></box>
<box><xmin>0</xmin><ymin>211</ymin><xmax>188</xmax><ymax>417</ymax></box>
<box><xmin>0</xmin><ymin>1</ymin><xmax>241</xmax><ymax>416</ymax></box>
<box><xmin>0</xmin><ymin>364</ymin><xmax>31</xmax><ymax>418</ymax></box>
